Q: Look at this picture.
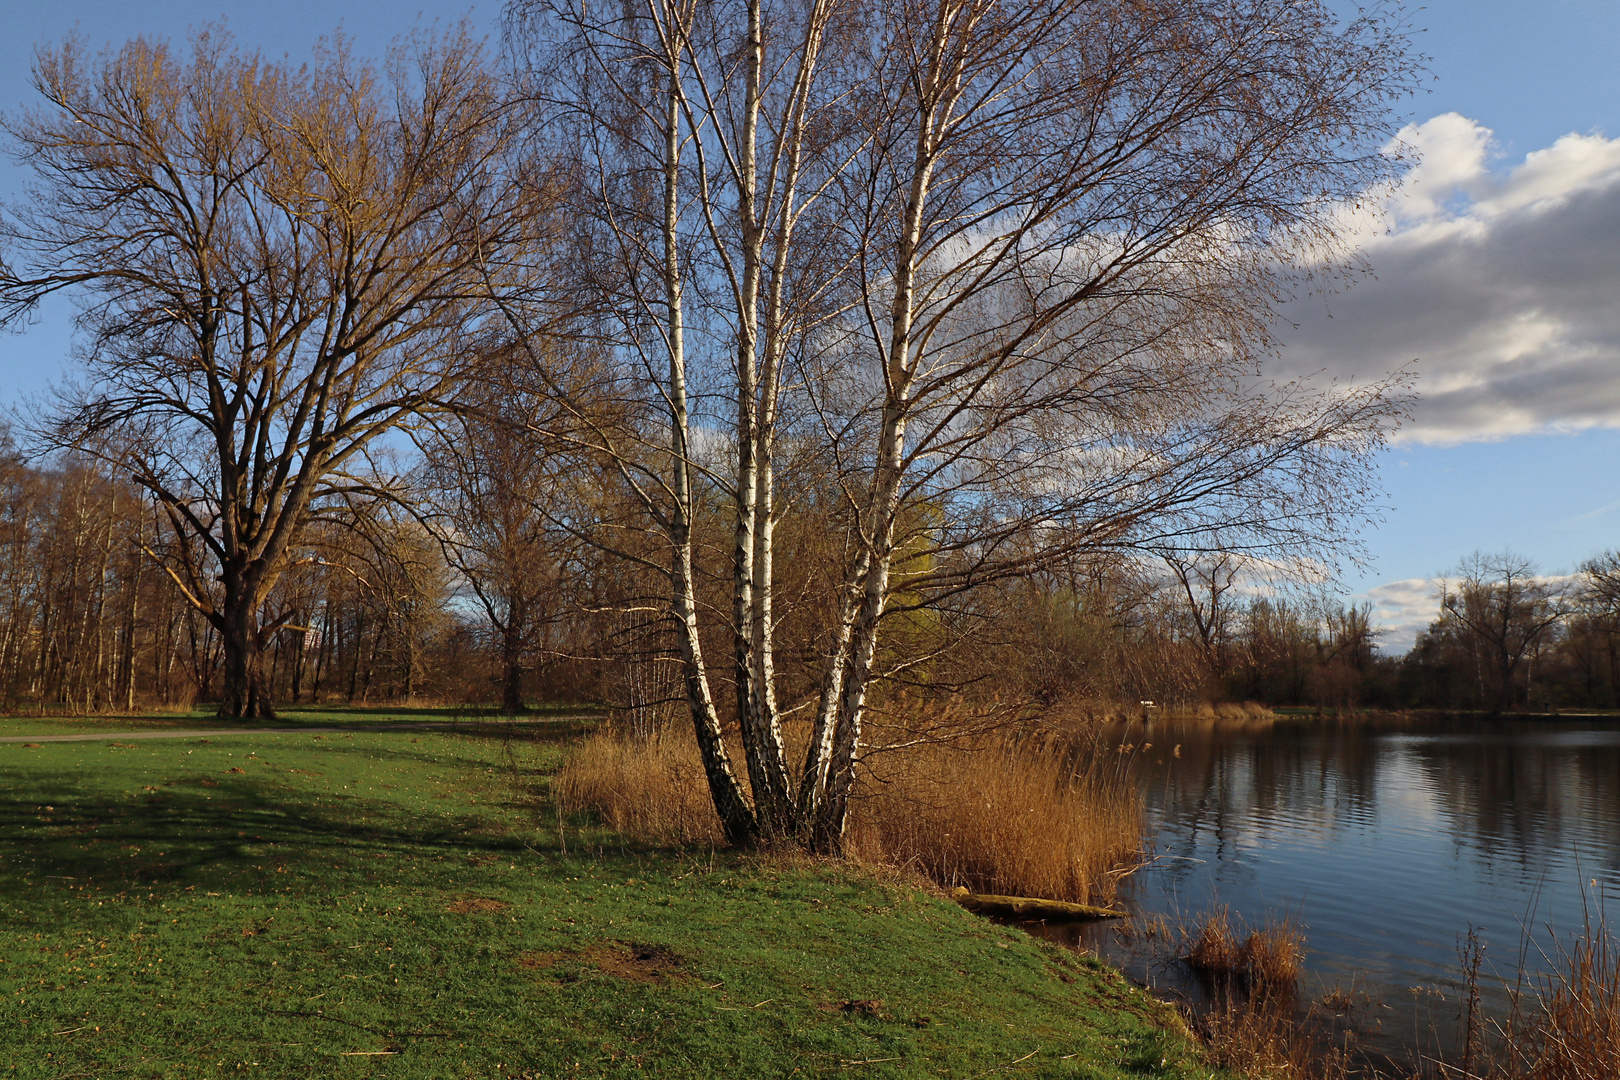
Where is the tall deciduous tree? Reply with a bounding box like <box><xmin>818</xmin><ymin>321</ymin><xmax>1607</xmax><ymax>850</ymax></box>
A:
<box><xmin>518</xmin><ymin>0</ymin><xmax>1418</xmax><ymax>850</ymax></box>
<box><xmin>1438</xmin><ymin>551</ymin><xmax>1570</xmax><ymax>714</ymax></box>
<box><xmin>415</xmin><ymin>368</ymin><xmax>585</xmax><ymax>714</ymax></box>
<box><xmin>0</xmin><ymin>27</ymin><xmax>555</xmax><ymax>716</ymax></box>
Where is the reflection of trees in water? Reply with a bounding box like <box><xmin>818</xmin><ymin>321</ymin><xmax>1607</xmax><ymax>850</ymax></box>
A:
<box><xmin>1132</xmin><ymin>718</ymin><xmax>1384</xmax><ymax>822</ymax></box>
<box><xmin>1106</xmin><ymin>718</ymin><xmax>1388</xmax><ymax>894</ymax></box>
<box><xmin>1087</xmin><ymin>716</ymin><xmax>1620</xmax><ymax>1071</ymax></box>
<box><xmin>1404</xmin><ymin>722</ymin><xmax>1620</xmax><ymax>878</ymax></box>
<box><xmin>1108</xmin><ymin>717</ymin><xmax>1620</xmax><ymax>892</ymax></box>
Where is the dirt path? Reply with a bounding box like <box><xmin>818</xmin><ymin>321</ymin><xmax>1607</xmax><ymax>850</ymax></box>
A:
<box><xmin>0</xmin><ymin>718</ymin><xmax>593</xmax><ymax>744</ymax></box>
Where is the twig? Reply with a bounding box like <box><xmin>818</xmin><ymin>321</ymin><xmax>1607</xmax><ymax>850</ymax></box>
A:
<box><xmin>970</xmin><ymin>1046</ymin><xmax>1041</xmax><ymax>1077</ymax></box>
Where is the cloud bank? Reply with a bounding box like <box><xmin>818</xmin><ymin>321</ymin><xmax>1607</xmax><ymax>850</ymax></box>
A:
<box><xmin>1278</xmin><ymin>113</ymin><xmax>1620</xmax><ymax>446</ymax></box>
<box><xmin>1359</xmin><ymin>578</ymin><xmax>1437</xmax><ymax>654</ymax></box>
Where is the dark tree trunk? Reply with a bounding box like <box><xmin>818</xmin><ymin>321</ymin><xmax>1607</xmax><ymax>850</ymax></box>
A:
<box><xmin>217</xmin><ymin>588</ymin><xmax>273</xmax><ymax>719</ymax></box>
<box><xmin>500</xmin><ymin>632</ymin><xmax>525</xmax><ymax>714</ymax></box>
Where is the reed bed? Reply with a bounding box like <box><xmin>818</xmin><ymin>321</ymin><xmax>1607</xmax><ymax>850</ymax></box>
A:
<box><xmin>1182</xmin><ymin>907</ymin><xmax>1305</xmax><ymax>991</ymax></box>
<box><xmin>1192</xmin><ymin>994</ymin><xmax>1356</xmax><ymax>1080</ymax></box>
<box><xmin>551</xmin><ymin>728</ymin><xmax>726</xmax><ymax>846</ymax></box>
<box><xmin>1518</xmin><ymin>923</ymin><xmax>1620</xmax><ymax>1080</ymax></box>
<box><xmin>1451</xmin><ymin>916</ymin><xmax>1620</xmax><ymax>1080</ymax></box>
<box><xmin>1169</xmin><ymin>911</ymin><xmax>1361</xmax><ymax>1080</ymax></box>
<box><xmin>1044</xmin><ymin>697</ymin><xmax>1277</xmax><ymax>727</ymax></box>
<box><xmin>554</xmin><ymin>725</ymin><xmax>1144</xmax><ymax>904</ymax></box>
<box><xmin>846</xmin><ymin>733</ymin><xmax>1143</xmax><ymax>905</ymax></box>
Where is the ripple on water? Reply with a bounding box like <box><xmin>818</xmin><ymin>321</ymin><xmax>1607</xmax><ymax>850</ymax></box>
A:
<box><xmin>1085</xmin><ymin>716</ymin><xmax>1620</xmax><ymax>1065</ymax></box>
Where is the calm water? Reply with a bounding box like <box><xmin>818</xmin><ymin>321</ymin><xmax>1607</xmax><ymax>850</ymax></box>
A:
<box><xmin>1052</xmin><ymin>715</ymin><xmax>1620</xmax><ymax>1067</ymax></box>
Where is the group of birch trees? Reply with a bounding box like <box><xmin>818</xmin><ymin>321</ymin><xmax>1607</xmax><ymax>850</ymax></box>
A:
<box><xmin>508</xmin><ymin>0</ymin><xmax>1419</xmax><ymax>846</ymax></box>
<box><xmin>1</xmin><ymin>0</ymin><xmax>1424</xmax><ymax>850</ymax></box>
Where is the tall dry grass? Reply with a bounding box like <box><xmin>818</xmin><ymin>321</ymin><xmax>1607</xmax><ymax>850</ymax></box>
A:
<box><xmin>1519</xmin><ymin>925</ymin><xmax>1620</xmax><ymax>1080</ymax></box>
<box><xmin>1043</xmin><ymin>698</ymin><xmax>1277</xmax><ymax>727</ymax></box>
<box><xmin>1452</xmin><ymin>916</ymin><xmax>1620</xmax><ymax>1080</ymax></box>
<box><xmin>553</xmin><ymin>725</ymin><xmax>1143</xmax><ymax>903</ymax></box>
<box><xmin>1192</xmin><ymin>996</ymin><xmax>1356</xmax><ymax>1080</ymax></box>
<box><xmin>552</xmin><ymin>728</ymin><xmax>725</xmax><ymax>846</ymax></box>
<box><xmin>846</xmin><ymin>733</ymin><xmax>1142</xmax><ymax>904</ymax></box>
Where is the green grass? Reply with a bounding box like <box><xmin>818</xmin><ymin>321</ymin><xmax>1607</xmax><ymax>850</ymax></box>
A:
<box><xmin>0</xmin><ymin>703</ymin><xmax>604</xmax><ymax>740</ymax></box>
<box><xmin>0</xmin><ymin>717</ymin><xmax>1219</xmax><ymax>1079</ymax></box>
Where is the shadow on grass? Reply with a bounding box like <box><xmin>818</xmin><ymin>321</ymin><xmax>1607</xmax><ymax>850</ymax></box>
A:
<box><xmin>1</xmin><ymin>703</ymin><xmax>607</xmax><ymax>737</ymax></box>
<box><xmin>0</xmin><ymin>762</ymin><xmax>554</xmax><ymax>899</ymax></box>
<box><xmin>275</xmin><ymin>702</ymin><xmax>610</xmax><ymax>718</ymax></box>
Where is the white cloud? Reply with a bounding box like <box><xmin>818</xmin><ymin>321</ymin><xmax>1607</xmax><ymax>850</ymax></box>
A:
<box><xmin>1358</xmin><ymin>577</ymin><xmax>1437</xmax><ymax>654</ymax></box>
<box><xmin>1277</xmin><ymin>113</ymin><xmax>1620</xmax><ymax>445</ymax></box>
<box><xmin>1357</xmin><ymin>571</ymin><xmax>1579</xmax><ymax>655</ymax></box>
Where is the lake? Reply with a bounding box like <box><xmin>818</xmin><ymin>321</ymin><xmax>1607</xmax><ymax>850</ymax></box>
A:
<box><xmin>1045</xmin><ymin>714</ymin><xmax>1620</xmax><ymax>1070</ymax></box>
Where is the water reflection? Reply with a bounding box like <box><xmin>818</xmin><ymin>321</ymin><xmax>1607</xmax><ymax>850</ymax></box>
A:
<box><xmin>1069</xmin><ymin>715</ymin><xmax>1620</xmax><ymax>1068</ymax></box>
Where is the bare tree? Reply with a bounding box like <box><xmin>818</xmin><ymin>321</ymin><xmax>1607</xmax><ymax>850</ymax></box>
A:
<box><xmin>0</xmin><ymin>27</ymin><xmax>556</xmax><ymax>716</ymax></box>
<box><xmin>415</xmin><ymin>370</ymin><xmax>585</xmax><ymax>713</ymax></box>
<box><xmin>1580</xmin><ymin>551</ymin><xmax>1620</xmax><ymax>619</ymax></box>
<box><xmin>1438</xmin><ymin>551</ymin><xmax>1571</xmax><ymax>714</ymax></box>
<box><xmin>515</xmin><ymin>0</ymin><xmax>1418</xmax><ymax>850</ymax></box>
<box><xmin>1163</xmin><ymin>553</ymin><xmax>1243</xmax><ymax>693</ymax></box>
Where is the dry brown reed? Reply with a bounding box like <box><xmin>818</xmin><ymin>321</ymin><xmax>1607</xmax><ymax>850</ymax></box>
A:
<box><xmin>1193</xmin><ymin>995</ymin><xmax>1355</xmax><ymax>1080</ymax></box>
<box><xmin>1182</xmin><ymin>908</ymin><xmax>1305</xmax><ymax>991</ymax></box>
<box><xmin>1453</xmin><ymin>916</ymin><xmax>1620</xmax><ymax>1080</ymax></box>
<box><xmin>1520</xmin><ymin>924</ymin><xmax>1620</xmax><ymax>1080</ymax></box>
<box><xmin>552</xmin><ymin>726</ymin><xmax>725</xmax><ymax>846</ymax></box>
<box><xmin>1043</xmin><ymin>698</ymin><xmax>1277</xmax><ymax>727</ymax></box>
<box><xmin>553</xmin><ymin>724</ymin><xmax>1143</xmax><ymax>904</ymax></box>
<box><xmin>845</xmin><ymin>732</ymin><xmax>1143</xmax><ymax>905</ymax></box>
<box><xmin>1187</xmin><ymin>701</ymin><xmax>1278</xmax><ymax>722</ymax></box>
<box><xmin>1185</xmin><ymin>908</ymin><xmax>1245</xmax><ymax>977</ymax></box>
<box><xmin>1245</xmin><ymin>921</ymin><xmax>1307</xmax><ymax>989</ymax></box>
<box><xmin>1176</xmin><ymin>913</ymin><xmax>1355</xmax><ymax>1080</ymax></box>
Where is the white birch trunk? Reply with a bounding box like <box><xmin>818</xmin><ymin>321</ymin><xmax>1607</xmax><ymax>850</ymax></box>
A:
<box><xmin>804</xmin><ymin>68</ymin><xmax>942</xmax><ymax>848</ymax></box>
<box><xmin>661</xmin><ymin>66</ymin><xmax>757</xmax><ymax>843</ymax></box>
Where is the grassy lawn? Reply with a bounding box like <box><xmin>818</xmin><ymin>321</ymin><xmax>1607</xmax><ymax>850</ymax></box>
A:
<box><xmin>0</xmin><ymin>715</ymin><xmax>1219</xmax><ymax>1079</ymax></box>
<box><xmin>0</xmin><ymin>703</ymin><xmax>604</xmax><ymax>740</ymax></box>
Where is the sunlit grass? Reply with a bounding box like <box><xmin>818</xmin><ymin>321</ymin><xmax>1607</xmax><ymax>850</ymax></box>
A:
<box><xmin>0</xmin><ymin>716</ymin><xmax>1219</xmax><ymax>1079</ymax></box>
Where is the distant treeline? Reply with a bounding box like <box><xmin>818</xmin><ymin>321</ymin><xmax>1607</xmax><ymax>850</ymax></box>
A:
<box><xmin>0</xmin><ymin>428</ymin><xmax>1554</xmax><ymax>718</ymax></box>
<box><xmin>7</xmin><ymin>425</ymin><xmax>1611</xmax><ymax>717</ymax></box>
<box><xmin>0</xmin><ymin>429</ymin><xmax>609</xmax><ymax>714</ymax></box>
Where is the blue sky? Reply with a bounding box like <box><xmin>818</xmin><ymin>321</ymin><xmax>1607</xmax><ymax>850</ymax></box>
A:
<box><xmin>2</xmin><ymin>1</ymin><xmax>1617</xmax><ymax>652</ymax></box>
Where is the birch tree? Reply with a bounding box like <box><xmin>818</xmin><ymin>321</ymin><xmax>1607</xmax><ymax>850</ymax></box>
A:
<box><xmin>0</xmin><ymin>27</ymin><xmax>555</xmax><ymax>716</ymax></box>
<box><xmin>516</xmin><ymin>0</ymin><xmax>1418</xmax><ymax>849</ymax></box>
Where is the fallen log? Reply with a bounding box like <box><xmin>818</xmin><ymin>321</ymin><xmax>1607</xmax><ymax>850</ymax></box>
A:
<box><xmin>951</xmin><ymin>886</ymin><xmax>1124</xmax><ymax>921</ymax></box>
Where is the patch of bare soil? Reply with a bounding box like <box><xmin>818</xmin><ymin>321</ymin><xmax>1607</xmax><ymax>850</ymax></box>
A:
<box><xmin>518</xmin><ymin>942</ymin><xmax>686</xmax><ymax>985</ymax></box>
<box><xmin>445</xmin><ymin>896</ymin><xmax>510</xmax><ymax>915</ymax></box>
<box><xmin>591</xmin><ymin>942</ymin><xmax>684</xmax><ymax>983</ymax></box>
